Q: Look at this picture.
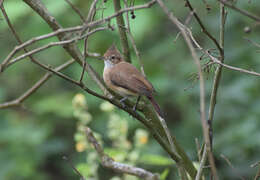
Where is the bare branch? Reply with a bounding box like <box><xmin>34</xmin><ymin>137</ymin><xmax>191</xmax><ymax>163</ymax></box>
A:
<box><xmin>207</xmin><ymin>0</ymin><xmax>226</xmax><ymax>152</ymax></box>
<box><xmin>113</xmin><ymin>0</ymin><xmax>131</xmax><ymax>62</ymax></box>
<box><xmin>64</xmin><ymin>0</ymin><xmax>85</xmax><ymax>22</ymax></box>
<box><xmin>220</xmin><ymin>154</ymin><xmax>246</xmax><ymax>180</ymax></box>
<box><xmin>81</xmin><ymin>0</ymin><xmax>99</xmax><ymax>84</ymax></box>
<box><xmin>254</xmin><ymin>167</ymin><xmax>260</xmax><ymax>180</ymax></box>
<box><xmin>63</xmin><ymin>156</ymin><xmax>86</xmax><ymax>180</ymax></box>
<box><xmin>1</xmin><ymin>0</ymin><xmax>156</xmax><ymax>72</ymax></box>
<box><xmin>217</xmin><ymin>0</ymin><xmax>260</xmax><ymax>22</ymax></box>
<box><xmin>251</xmin><ymin>161</ymin><xmax>260</xmax><ymax>168</ymax></box>
<box><xmin>207</xmin><ymin>51</ymin><xmax>260</xmax><ymax>77</ymax></box>
<box><xmin>85</xmin><ymin>127</ymin><xmax>159</xmax><ymax>180</ymax></box>
<box><xmin>155</xmin><ymin>0</ymin><xmax>218</xmax><ymax>179</ymax></box>
<box><xmin>195</xmin><ymin>146</ymin><xmax>207</xmax><ymax>180</ymax></box>
<box><xmin>244</xmin><ymin>38</ymin><xmax>260</xmax><ymax>48</ymax></box>
<box><xmin>0</xmin><ymin>25</ymin><xmax>83</xmax><ymax>71</ymax></box>
<box><xmin>0</xmin><ymin>59</ymin><xmax>74</xmax><ymax>109</ymax></box>
<box><xmin>184</xmin><ymin>0</ymin><xmax>223</xmax><ymax>56</ymax></box>
<box><xmin>22</xmin><ymin>0</ymin><xmax>156</xmax><ymax>96</ymax></box>
<box><xmin>123</xmin><ymin>0</ymin><xmax>145</xmax><ymax>76</ymax></box>
<box><xmin>7</xmin><ymin>27</ymin><xmax>107</xmax><ymax>68</ymax></box>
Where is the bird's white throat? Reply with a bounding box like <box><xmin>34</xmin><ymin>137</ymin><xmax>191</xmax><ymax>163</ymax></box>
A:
<box><xmin>104</xmin><ymin>60</ymin><xmax>114</xmax><ymax>69</ymax></box>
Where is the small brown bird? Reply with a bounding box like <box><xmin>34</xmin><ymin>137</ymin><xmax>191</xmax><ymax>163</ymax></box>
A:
<box><xmin>103</xmin><ymin>45</ymin><xmax>164</xmax><ymax>117</ymax></box>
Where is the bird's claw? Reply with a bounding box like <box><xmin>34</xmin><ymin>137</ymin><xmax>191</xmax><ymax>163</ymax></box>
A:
<box><xmin>119</xmin><ymin>97</ymin><xmax>127</xmax><ymax>108</ymax></box>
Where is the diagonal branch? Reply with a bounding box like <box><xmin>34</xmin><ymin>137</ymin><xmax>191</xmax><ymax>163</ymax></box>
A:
<box><xmin>155</xmin><ymin>0</ymin><xmax>218</xmax><ymax>179</ymax></box>
<box><xmin>184</xmin><ymin>0</ymin><xmax>223</xmax><ymax>56</ymax></box>
<box><xmin>0</xmin><ymin>59</ymin><xmax>75</xmax><ymax>109</ymax></box>
<box><xmin>6</xmin><ymin>27</ymin><xmax>107</xmax><ymax>68</ymax></box>
<box><xmin>85</xmin><ymin>127</ymin><xmax>159</xmax><ymax>180</ymax></box>
<box><xmin>10</xmin><ymin>1</ymin><xmax>196</xmax><ymax>179</ymax></box>
<box><xmin>207</xmin><ymin>51</ymin><xmax>260</xmax><ymax>77</ymax></box>
<box><xmin>64</xmin><ymin>0</ymin><xmax>85</xmax><ymax>22</ymax></box>
<box><xmin>217</xmin><ymin>0</ymin><xmax>260</xmax><ymax>22</ymax></box>
<box><xmin>1</xmin><ymin>0</ymin><xmax>157</xmax><ymax>72</ymax></box>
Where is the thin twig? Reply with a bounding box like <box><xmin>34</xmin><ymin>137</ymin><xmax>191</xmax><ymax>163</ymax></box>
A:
<box><xmin>195</xmin><ymin>146</ymin><xmax>207</xmax><ymax>180</ymax></box>
<box><xmin>63</xmin><ymin>156</ymin><xmax>86</xmax><ymax>180</ymax></box>
<box><xmin>158</xmin><ymin>116</ymin><xmax>188</xmax><ymax>180</ymax></box>
<box><xmin>123</xmin><ymin>0</ymin><xmax>145</xmax><ymax>75</ymax></box>
<box><xmin>155</xmin><ymin>0</ymin><xmax>217</xmax><ymax>179</ymax></box>
<box><xmin>64</xmin><ymin>0</ymin><xmax>85</xmax><ymax>22</ymax></box>
<box><xmin>184</xmin><ymin>0</ymin><xmax>223</xmax><ymax>56</ymax></box>
<box><xmin>79</xmin><ymin>61</ymin><xmax>86</xmax><ymax>84</ymax></box>
<box><xmin>251</xmin><ymin>161</ymin><xmax>260</xmax><ymax>168</ymax></box>
<box><xmin>81</xmin><ymin>0</ymin><xmax>99</xmax><ymax>83</ymax></box>
<box><xmin>0</xmin><ymin>59</ymin><xmax>74</xmax><ymax>109</ymax></box>
<box><xmin>85</xmin><ymin>127</ymin><xmax>159</xmax><ymax>180</ymax></box>
<box><xmin>207</xmin><ymin>2</ymin><xmax>226</xmax><ymax>149</ymax></box>
<box><xmin>254</xmin><ymin>167</ymin><xmax>260</xmax><ymax>180</ymax></box>
<box><xmin>244</xmin><ymin>37</ymin><xmax>260</xmax><ymax>48</ymax></box>
<box><xmin>7</xmin><ymin>27</ymin><xmax>107</xmax><ymax>68</ymax></box>
<box><xmin>113</xmin><ymin>0</ymin><xmax>131</xmax><ymax>62</ymax></box>
<box><xmin>206</xmin><ymin>51</ymin><xmax>260</xmax><ymax>77</ymax></box>
<box><xmin>217</xmin><ymin>0</ymin><xmax>260</xmax><ymax>22</ymax></box>
<box><xmin>195</xmin><ymin>138</ymin><xmax>202</xmax><ymax>162</ymax></box>
<box><xmin>0</xmin><ymin>25</ymin><xmax>83</xmax><ymax>71</ymax></box>
<box><xmin>220</xmin><ymin>154</ymin><xmax>246</xmax><ymax>180</ymax></box>
<box><xmin>1</xmin><ymin>0</ymin><xmax>156</xmax><ymax>71</ymax></box>
<box><xmin>23</xmin><ymin>0</ymin><xmax>157</xmax><ymax>97</ymax></box>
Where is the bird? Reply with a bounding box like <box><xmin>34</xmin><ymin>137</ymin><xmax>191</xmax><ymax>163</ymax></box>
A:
<box><xmin>102</xmin><ymin>44</ymin><xmax>164</xmax><ymax>118</ymax></box>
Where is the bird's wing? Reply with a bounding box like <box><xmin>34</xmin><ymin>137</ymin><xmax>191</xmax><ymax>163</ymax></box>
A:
<box><xmin>109</xmin><ymin>62</ymin><xmax>154</xmax><ymax>96</ymax></box>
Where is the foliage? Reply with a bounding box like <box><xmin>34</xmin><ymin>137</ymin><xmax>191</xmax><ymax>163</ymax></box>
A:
<box><xmin>73</xmin><ymin>94</ymin><xmax>172</xmax><ymax>179</ymax></box>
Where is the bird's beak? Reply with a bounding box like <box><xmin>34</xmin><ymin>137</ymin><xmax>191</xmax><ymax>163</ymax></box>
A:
<box><xmin>97</xmin><ymin>56</ymin><xmax>105</xmax><ymax>61</ymax></box>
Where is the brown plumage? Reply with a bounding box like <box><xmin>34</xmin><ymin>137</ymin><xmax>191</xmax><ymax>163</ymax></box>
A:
<box><xmin>103</xmin><ymin>45</ymin><xmax>164</xmax><ymax>117</ymax></box>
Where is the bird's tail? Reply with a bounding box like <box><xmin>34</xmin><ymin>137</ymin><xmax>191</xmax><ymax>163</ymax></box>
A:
<box><xmin>147</xmin><ymin>95</ymin><xmax>164</xmax><ymax>118</ymax></box>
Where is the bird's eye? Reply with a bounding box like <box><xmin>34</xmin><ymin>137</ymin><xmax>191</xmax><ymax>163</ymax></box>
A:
<box><xmin>111</xmin><ymin>55</ymin><xmax>115</xmax><ymax>60</ymax></box>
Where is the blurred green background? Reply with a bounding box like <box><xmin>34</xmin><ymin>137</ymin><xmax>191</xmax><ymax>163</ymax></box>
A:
<box><xmin>1</xmin><ymin>0</ymin><xmax>260</xmax><ymax>179</ymax></box>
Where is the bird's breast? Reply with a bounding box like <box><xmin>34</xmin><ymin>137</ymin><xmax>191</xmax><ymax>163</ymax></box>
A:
<box><xmin>103</xmin><ymin>67</ymin><xmax>137</xmax><ymax>97</ymax></box>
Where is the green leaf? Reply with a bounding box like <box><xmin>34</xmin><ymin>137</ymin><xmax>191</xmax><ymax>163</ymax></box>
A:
<box><xmin>160</xmin><ymin>168</ymin><xmax>170</xmax><ymax>180</ymax></box>
<box><xmin>138</xmin><ymin>154</ymin><xmax>173</xmax><ymax>166</ymax></box>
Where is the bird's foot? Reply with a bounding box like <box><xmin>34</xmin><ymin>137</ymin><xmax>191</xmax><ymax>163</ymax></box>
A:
<box><xmin>119</xmin><ymin>97</ymin><xmax>128</xmax><ymax>108</ymax></box>
<box><xmin>132</xmin><ymin>96</ymin><xmax>141</xmax><ymax>113</ymax></box>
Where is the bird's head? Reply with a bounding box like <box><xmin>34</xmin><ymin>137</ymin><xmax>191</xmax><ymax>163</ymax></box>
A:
<box><xmin>103</xmin><ymin>44</ymin><xmax>123</xmax><ymax>67</ymax></box>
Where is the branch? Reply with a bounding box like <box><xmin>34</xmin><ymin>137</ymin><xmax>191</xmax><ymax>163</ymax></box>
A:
<box><xmin>244</xmin><ymin>38</ymin><xmax>260</xmax><ymax>48</ymax></box>
<box><xmin>19</xmin><ymin>43</ymin><xmax>183</xmax><ymax>173</ymax></box>
<box><xmin>85</xmin><ymin>127</ymin><xmax>159</xmax><ymax>180</ymax></box>
<box><xmin>15</xmin><ymin>1</ymin><xmax>196</xmax><ymax>178</ymax></box>
<box><xmin>1</xmin><ymin>0</ymin><xmax>156</xmax><ymax>72</ymax></box>
<box><xmin>22</xmin><ymin>0</ymin><xmax>108</xmax><ymax>95</ymax></box>
<box><xmin>123</xmin><ymin>0</ymin><xmax>145</xmax><ymax>75</ymax></box>
<box><xmin>220</xmin><ymin>154</ymin><xmax>246</xmax><ymax>180</ymax></box>
<box><xmin>155</xmin><ymin>0</ymin><xmax>217</xmax><ymax>179</ymax></box>
<box><xmin>113</xmin><ymin>0</ymin><xmax>131</xmax><ymax>62</ymax></box>
<box><xmin>207</xmin><ymin>51</ymin><xmax>260</xmax><ymax>77</ymax></box>
<box><xmin>184</xmin><ymin>0</ymin><xmax>223</xmax><ymax>56</ymax></box>
<box><xmin>217</xmin><ymin>0</ymin><xmax>260</xmax><ymax>22</ymax></box>
<box><xmin>0</xmin><ymin>59</ymin><xmax>75</xmax><ymax>109</ymax></box>
<box><xmin>206</xmin><ymin>6</ymin><xmax>226</xmax><ymax>173</ymax></box>
<box><xmin>195</xmin><ymin>146</ymin><xmax>207</xmax><ymax>180</ymax></box>
<box><xmin>0</xmin><ymin>25</ymin><xmax>83</xmax><ymax>71</ymax></box>
<box><xmin>64</xmin><ymin>0</ymin><xmax>85</xmax><ymax>22</ymax></box>
<box><xmin>6</xmin><ymin>27</ymin><xmax>107</xmax><ymax>68</ymax></box>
